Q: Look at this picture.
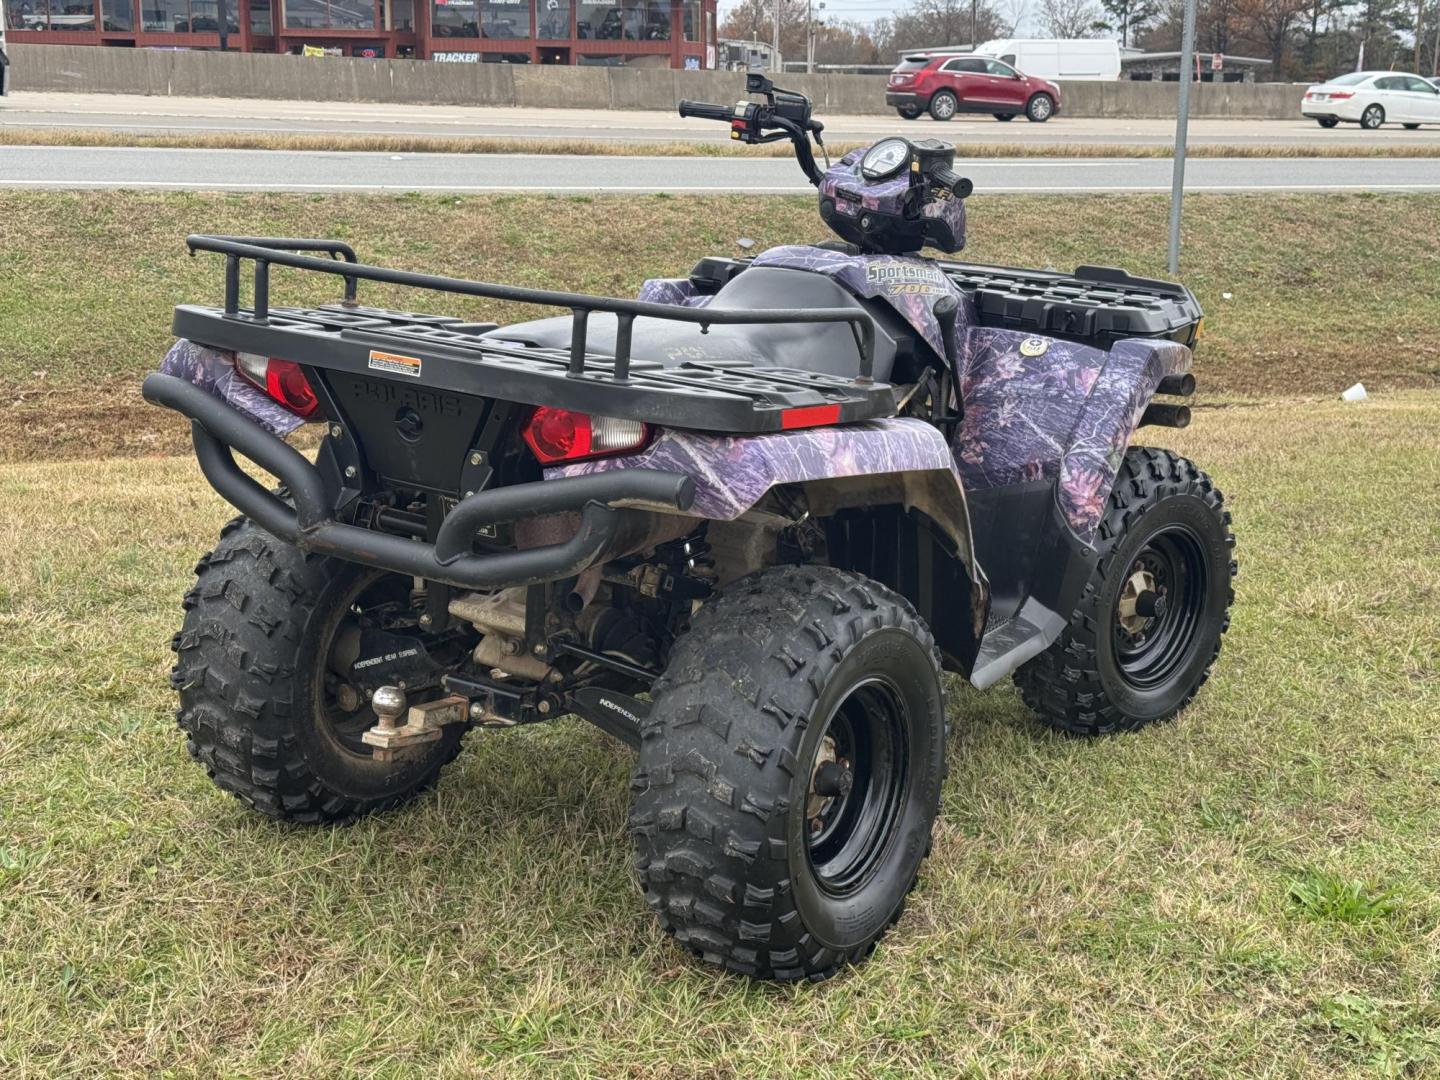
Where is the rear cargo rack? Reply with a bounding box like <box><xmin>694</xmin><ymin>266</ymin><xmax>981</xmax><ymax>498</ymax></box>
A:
<box><xmin>189</xmin><ymin>234</ymin><xmax>877</xmax><ymax>384</ymax></box>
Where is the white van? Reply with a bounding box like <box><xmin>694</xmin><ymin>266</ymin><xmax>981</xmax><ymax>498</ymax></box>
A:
<box><xmin>973</xmin><ymin>39</ymin><xmax>1121</xmax><ymax>81</ymax></box>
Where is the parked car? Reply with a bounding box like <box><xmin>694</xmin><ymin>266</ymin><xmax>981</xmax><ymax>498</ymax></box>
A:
<box><xmin>1301</xmin><ymin>71</ymin><xmax>1440</xmax><ymax>129</ymax></box>
<box><xmin>972</xmin><ymin>38</ymin><xmax>1121</xmax><ymax>81</ymax></box>
<box><xmin>886</xmin><ymin>53</ymin><xmax>1062</xmax><ymax>122</ymax></box>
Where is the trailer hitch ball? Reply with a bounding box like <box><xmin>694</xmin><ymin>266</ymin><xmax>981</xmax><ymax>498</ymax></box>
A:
<box><xmin>362</xmin><ymin>687</ymin><xmax>465</xmax><ymax>761</ymax></box>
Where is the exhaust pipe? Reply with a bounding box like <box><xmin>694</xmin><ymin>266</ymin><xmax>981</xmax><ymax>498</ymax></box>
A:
<box><xmin>1157</xmin><ymin>373</ymin><xmax>1196</xmax><ymax>397</ymax></box>
<box><xmin>1140</xmin><ymin>403</ymin><xmax>1191</xmax><ymax>429</ymax></box>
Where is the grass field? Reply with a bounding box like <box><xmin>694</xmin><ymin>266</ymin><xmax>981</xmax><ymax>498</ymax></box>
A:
<box><xmin>2</xmin><ymin>190</ymin><xmax>1439</xmax><ymax>1075</ymax></box>
<box><xmin>11</xmin><ymin>126</ymin><xmax>1440</xmax><ymax>160</ymax></box>
<box><xmin>1</xmin><ymin>392</ymin><xmax>1437</xmax><ymax>1076</ymax></box>
<box><xmin>2</xmin><ymin>190</ymin><xmax>1439</xmax><ymax>461</ymax></box>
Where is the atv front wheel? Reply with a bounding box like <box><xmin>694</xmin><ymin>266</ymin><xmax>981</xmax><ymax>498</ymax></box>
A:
<box><xmin>1014</xmin><ymin>448</ymin><xmax>1235</xmax><ymax>736</ymax></box>
<box><xmin>631</xmin><ymin>566</ymin><xmax>946</xmax><ymax>981</ymax></box>
<box><xmin>170</xmin><ymin>517</ymin><xmax>468</xmax><ymax>824</ymax></box>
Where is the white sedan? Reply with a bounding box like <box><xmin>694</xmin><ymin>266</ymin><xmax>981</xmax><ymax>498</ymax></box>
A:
<box><xmin>1301</xmin><ymin>71</ymin><xmax>1440</xmax><ymax>130</ymax></box>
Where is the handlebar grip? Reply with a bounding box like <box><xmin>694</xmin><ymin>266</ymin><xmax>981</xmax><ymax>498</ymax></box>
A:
<box><xmin>932</xmin><ymin>167</ymin><xmax>974</xmax><ymax>198</ymax></box>
<box><xmin>677</xmin><ymin>100</ymin><xmax>734</xmax><ymax>122</ymax></box>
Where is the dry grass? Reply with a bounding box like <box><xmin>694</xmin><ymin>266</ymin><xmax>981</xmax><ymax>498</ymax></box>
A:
<box><xmin>6</xmin><ymin>126</ymin><xmax>1440</xmax><ymax>159</ymax></box>
<box><xmin>3</xmin><ymin>189</ymin><xmax>1439</xmax><ymax>462</ymax></box>
<box><xmin>1</xmin><ymin>392</ymin><xmax>1438</xmax><ymax>1076</ymax></box>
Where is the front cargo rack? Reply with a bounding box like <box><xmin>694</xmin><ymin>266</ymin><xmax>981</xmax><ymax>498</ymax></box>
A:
<box><xmin>175</xmin><ymin>235</ymin><xmax>894</xmax><ymax>435</ymax></box>
<box><xmin>935</xmin><ymin>261</ymin><xmax>1203</xmax><ymax>349</ymax></box>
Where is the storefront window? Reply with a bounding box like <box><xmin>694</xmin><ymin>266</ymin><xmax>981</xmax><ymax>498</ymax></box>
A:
<box><xmin>432</xmin><ymin>0</ymin><xmax>477</xmax><ymax>36</ymax></box>
<box><xmin>43</xmin><ymin>0</ymin><xmax>96</xmax><ymax>29</ymax></box>
<box><xmin>142</xmin><ymin>0</ymin><xmax>187</xmax><ymax>30</ymax></box>
<box><xmin>390</xmin><ymin>0</ymin><xmax>412</xmax><ymax>29</ymax></box>
<box><xmin>250</xmin><ymin>0</ymin><xmax>272</xmax><ymax>31</ymax></box>
<box><xmin>284</xmin><ymin>0</ymin><xmax>374</xmax><ymax>28</ymax></box>
<box><xmin>189</xmin><ymin>0</ymin><xmax>239</xmax><ymax>31</ymax></box>
<box><xmin>682</xmin><ymin>0</ymin><xmax>696</xmax><ymax>39</ymax></box>
<box><xmin>101</xmin><ymin>0</ymin><xmax>133</xmax><ymax>30</ymax></box>
<box><xmin>432</xmin><ymin>0</ymin><xmax>525</xmax><ymax>38</ymax></box>
<box><xmin>479</xmin><ymin>0</ymin><xmax>527</xmax><ymax>39</ymax></box>
<box><xmin>578</xmin><ymin>0</ymin><xmax>665</xmax><ymax>39</ymax></box>
<box><xmin>535</xmin><ymin>0</ymin><xmax>568</xmax><ymax>38</ymax></box>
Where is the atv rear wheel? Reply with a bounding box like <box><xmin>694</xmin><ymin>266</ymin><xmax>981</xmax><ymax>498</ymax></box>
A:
<box><xmin>1013</xmin><ymin>448</ymin><xmax>1235</xmax><ymax>736</ymax></box>
<box><xmin>170</xmin><ymin>517</ymin><xmax>468</xmax><ymax>824</ymax></box>
<box><xmin>631</xmin><ymin>566</ymin><xmax>946</xmax><ymax>981</ymax></box>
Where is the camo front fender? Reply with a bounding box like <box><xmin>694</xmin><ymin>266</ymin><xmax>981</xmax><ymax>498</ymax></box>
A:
<box><xmin>954</xmin><ymin>331</ymin><xmax>1193</xmax><ymax>541</ymax></box>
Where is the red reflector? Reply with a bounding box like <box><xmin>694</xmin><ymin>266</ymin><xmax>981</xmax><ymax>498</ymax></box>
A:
<box><xmin>781</xmin><ymin>404</ymin><xmax>842</xmax><ymax>430</ymax></box>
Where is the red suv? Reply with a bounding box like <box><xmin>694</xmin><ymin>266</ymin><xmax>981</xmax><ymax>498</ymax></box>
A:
<box><xmin>886</xmin><ymin>54</ymin><xmax>1062</xmax><ymax>123</ymax></box>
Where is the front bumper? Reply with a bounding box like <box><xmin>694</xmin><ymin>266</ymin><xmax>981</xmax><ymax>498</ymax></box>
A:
<box><xmin>142</xmin><ymin>372</ymin><xmax>696</xmax><ymax>590</ymax></box>
<box><xmin>886</xmin><ymin>91</ymin><xmax>928</xmax><ymax>109</ymax></box>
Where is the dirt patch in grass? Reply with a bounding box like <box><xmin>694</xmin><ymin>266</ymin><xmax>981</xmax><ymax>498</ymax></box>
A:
<box><xmin>2</xmin><ymin>190</ymin><xmax>1439</xmax><ymax>460</ymax></box>
<box><xmin>1</xmin><ymin>392</ymin><xmax>1437</xmax><ymax>1075</ymax></box>
<box><xmin>7</xmin><ymin>126</ymin><xmax>1440</xmax><ymax>160</ymax></box>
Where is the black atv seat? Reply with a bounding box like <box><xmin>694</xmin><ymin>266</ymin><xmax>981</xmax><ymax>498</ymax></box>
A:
<box><xmin>480</xmin><ymin>266</ymin><xmax>900</xmax><ymax>384</ymax></box>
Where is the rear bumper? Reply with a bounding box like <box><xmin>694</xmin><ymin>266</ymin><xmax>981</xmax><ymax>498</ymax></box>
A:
<box><xmin>1301</xmin><ymin>99</ymin><xmax>1362</xmax><ymax>121</ymax></box>
<box><xmin>142</xmin><ymin>372</ymin><xmax>695</xmax><ymax>590</ymax></box>
<box><xmin>886</xmin><ymin>91</ymin><xmax>928</xmax><ymax>109</ymax></box>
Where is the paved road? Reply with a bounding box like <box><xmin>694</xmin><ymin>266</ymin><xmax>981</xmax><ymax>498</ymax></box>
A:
<box><xmin>8</xmin><ymin>90</ymin><xmax>1440</xmax><ymax>148</ymax></box>
<box><xmin>2</xmin><ymin>145</ymin><xmax>1436</xmax><ymax>193</ymax></box>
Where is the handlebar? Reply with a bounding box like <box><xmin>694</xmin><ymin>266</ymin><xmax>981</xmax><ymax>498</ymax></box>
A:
<box><xmin>676</xmin><ymin>97</ymin><xmax>825</xmax><ymax>187</ymax></box>
<box><xmin>932</xmin><ymin>167</ymin><xmax>974</xmax><ymax>199</ymax></box>
<box><xmin>677</xmin><ymin>100</ymin><xmax>734</xmax><ymax>123</ymax></box>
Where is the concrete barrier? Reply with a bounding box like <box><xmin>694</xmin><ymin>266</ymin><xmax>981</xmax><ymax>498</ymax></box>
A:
<box><xmin>8</xmin><ymin>43</ymin><xmax>1307</xmax><ymax>119</ymax></box>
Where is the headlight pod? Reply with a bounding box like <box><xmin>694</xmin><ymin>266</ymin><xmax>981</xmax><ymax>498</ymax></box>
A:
<box><xmin>860</xmin><ymin>138</ymin><xmax>910</xmax><ymax>180</ymax></box>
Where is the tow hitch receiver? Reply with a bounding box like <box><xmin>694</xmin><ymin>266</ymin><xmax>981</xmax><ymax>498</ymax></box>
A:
<box><xmin>362</xmin><ymin>687</ymin><xmax>468</xmax><ymax>761</ymax></box>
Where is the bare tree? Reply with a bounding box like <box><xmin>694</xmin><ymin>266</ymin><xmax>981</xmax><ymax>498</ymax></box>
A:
<box><xmin>891</xmin><ymin>0</ymin><xmax>1003</xmax><ymax>50</ymax></box>
<box><xmin>1039</xmin><ymin>0</ymin><xmax>1102</xmax><ymax>36</ymax></box>
<box><xmin>997</xmin><ymin>0</ymin><xmax>1034</xmax><ymax>34</ymax></box>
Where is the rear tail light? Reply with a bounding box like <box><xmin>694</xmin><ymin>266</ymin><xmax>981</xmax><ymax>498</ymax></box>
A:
<box><xmin>236</xmin><ymin>352</ymin><xmax>321</xmax><ymax>420</ymax></box>
<box><xmin>522</xmin><ymin>407</ymin><xmax>651</xmax><ymax>464</ymax></box>
<box><xmin>1329</xmin><ymin>90</ymin><xmax>1354</xmax><ymax>99</ymax></box>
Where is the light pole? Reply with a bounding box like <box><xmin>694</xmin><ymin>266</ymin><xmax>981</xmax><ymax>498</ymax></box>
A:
<box><xmin>772</xmin><ymin>0</ymin><xmax>781</xmax><ymax>72</ymax></box>
<box><xmin>1167</xmin><ymin>0</ymin><xmax>1197</xmax><ymax>274</ymax></box>
<box><xmin>806</xmin><ymin>0</ymin><xmax>824</xmax><ymax>72</ymax></box>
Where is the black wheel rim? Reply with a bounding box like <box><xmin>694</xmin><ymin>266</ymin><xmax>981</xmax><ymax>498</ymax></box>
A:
<box><xmin>1112</xmin><ymin>525</ymin><xmax>1209</xmax><ymax>691</ymax></box>
<box><xmin>805</xmin><ymin>677</ymin><xmax>910</xmax><ymax>896</ymax></box>
<box><xmin>317</xmin><ymin>572</ymin><xmax>447</xmax><ymax>758</ymax></box>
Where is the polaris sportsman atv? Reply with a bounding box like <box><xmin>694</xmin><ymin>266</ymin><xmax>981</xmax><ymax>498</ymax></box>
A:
<box><xmin>145</xmin><ymin>74</ymin><xmax>1235</xmax><ymax>982</ymax></box>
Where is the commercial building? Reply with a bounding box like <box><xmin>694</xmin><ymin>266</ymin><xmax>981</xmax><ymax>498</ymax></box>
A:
<box><xmin>1121</xmin><ymin>50</ymin><xmax>1272</xmax><ymax>83</ymax></box>
<box><xmin>3</xmin><ymin>0</ymin><xmax>717</xmax><ymax>66</ymax></box>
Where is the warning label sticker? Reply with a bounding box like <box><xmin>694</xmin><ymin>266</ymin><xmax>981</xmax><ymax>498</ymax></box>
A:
<box><xmin>368</xmin><ymin>350</ymin><xmax>423</xmax><ymax>378</ymax></box>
